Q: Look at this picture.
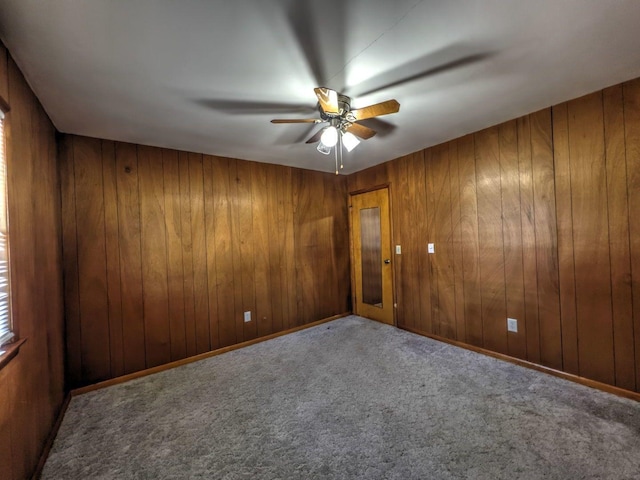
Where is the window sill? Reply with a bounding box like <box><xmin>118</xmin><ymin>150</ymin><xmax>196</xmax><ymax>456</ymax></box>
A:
<box><xmin>0</xmin><ymin>338</ymin><xmax>26</xmax><ymax>371</ymax></box>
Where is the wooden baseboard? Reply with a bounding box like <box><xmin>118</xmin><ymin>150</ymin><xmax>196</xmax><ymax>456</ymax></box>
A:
<box><xmin>399</xmin><ymin>324</ymin><xmax>640</xmax><ymax>403</ymax></box>
<box><xmin>31</xmin><ymin>393</ymin><xmax>71</xmax><ymax>480</ymax></box>
<box><xmin>72</xmin><ymin>312</ymin><xmax>351</xmax><ymax>396</ymax></box>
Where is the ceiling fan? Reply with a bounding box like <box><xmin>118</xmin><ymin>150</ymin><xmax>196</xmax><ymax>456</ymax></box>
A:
<box><xmin>271</xmin><ymin>87</ymin><xmax>400</xmax><ymax>172</ymax></box>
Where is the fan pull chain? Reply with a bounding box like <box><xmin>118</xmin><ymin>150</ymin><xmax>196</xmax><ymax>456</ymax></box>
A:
<box><xmin>334</xmin><ymin>141</ymin><xmax>339</xmax><ymax>175</ymax></box>
<box><xmin>340</xmin><ymin>134</ymin><xmax>344</xmax><ymax>170</ymax></box>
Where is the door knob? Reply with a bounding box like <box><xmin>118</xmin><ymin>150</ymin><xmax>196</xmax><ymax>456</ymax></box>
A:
<box><xmin>384</xmin><ymin>259</ymin><xmax>391</xmax><ymax>264</ymax></box>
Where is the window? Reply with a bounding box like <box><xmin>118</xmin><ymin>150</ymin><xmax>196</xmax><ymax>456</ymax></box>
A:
<box><xmin>0</xmin><ymin>110</ymin><xmax>12</xmax><ymax>348</ymax></box>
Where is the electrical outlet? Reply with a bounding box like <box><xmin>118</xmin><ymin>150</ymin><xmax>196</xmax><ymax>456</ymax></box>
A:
<box><xmin>507</xmin><ymin>317</ymin><xmax>518</xmax><ymax>333</ymax></box>
<box><xmin>244</xmin><ymin>311</ymin><xmax>251</xmax><ymax>323</ymax></box>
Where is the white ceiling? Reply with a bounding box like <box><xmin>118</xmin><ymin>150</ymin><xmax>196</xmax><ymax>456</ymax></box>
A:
<box><xmin>2</xmin><ymin>1</ymin><xmax>640</xmax><ymax>174</ymax></box>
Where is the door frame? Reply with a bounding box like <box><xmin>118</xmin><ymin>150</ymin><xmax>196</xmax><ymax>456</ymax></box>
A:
<box><xmin>348</xmin><ymin>183</ymin><xmax>396</xmax><ymax>326</ymax></box>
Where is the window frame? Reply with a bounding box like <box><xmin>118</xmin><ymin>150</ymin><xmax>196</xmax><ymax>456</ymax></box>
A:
<box><xmin>0</xmin><ymin>97</ymin><xmax>20</xmax><ymax>369</ymax></box>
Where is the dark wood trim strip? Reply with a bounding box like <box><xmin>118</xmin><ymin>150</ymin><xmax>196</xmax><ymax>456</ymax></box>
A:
<box><xmin>31</xmin><ymin>393</ymin><xmax>72</xmax><ymax>480</ymax></box>
<box><xmin>72</xmin><ymin>312</ymin><xmax>351</xmax><ymax>396</ymax></box>
<box><xmin>0</xmin><ymin>337</ymin><xmax>26</xmax><ymax>371</ymax></box>
<box><xmin>0</xmin><ymin>94</ymin><xmax>9</xmax><ymax>114</ymax></box>
<box><xmin>399</xmin><ymin>324</ymin><xmax>640</xmax><ymax>402</ymax></box>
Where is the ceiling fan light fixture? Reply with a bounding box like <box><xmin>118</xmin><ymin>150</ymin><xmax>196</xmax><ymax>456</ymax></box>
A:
<box><xmin>320</xmin><ymin>126</ymin><xmax>338</xmax><ymax>147</ymax></box>
<box><xmin>342</xmin><ymin>131</ymin><xmax>360</xmax><ymax>152</ymax></box>
<box><xmin>317</xmin><ymin>142</ymin><xmax>331</xmax><ymax>155</ymax></box>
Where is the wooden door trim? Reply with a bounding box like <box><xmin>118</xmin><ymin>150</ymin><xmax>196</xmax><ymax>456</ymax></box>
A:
<box><xmin>349</xmin><ymin>182</ymin><xmax>391</xmax><ymax>196</ymax></box>
<box><xmin>348</xmin><ymin>186</ymin><xmax>396</xmax><ymax>325</ymax></box>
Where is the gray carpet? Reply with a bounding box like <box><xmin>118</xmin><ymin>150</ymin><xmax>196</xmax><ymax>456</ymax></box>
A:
<box><xmin>43</xmin><ymin>315</ymin><xmax>640</xmax><ymax>479</ymax></box>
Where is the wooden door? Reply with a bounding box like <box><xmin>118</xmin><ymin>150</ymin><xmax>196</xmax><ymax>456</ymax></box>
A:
<box><xmin>351</xmin><ymin>188</ymin><xmax>394</xmax><ymax>325</ymax></box>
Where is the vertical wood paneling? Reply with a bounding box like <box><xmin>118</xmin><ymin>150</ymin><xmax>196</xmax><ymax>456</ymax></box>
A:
<box><xmin>251</xmin><ymin>162</ymin><xmax>272</xmax><ymax>337</ymax></box>
<box><xmin>163</xmin><ymin>149</ymin><xmax>187</xmax><ymax>361</ymax></box>
<box><xmin>179</xmin><ymin>151</ymin><xmax>197</xmax><ymax>357</ymax></box>
<box><xmin>567</xmin><ymin>94</ymin><xmax>615</xmax><ymax>383</ymax></box>
<box><xmin>189</xmin><ymin>153</ymin><xmax>210</xmax><ymax>353</ymax></box>
<box><xmin>458</xmin><ymin>135</ymin><xmax>483</xmax><ymax>347</ymax></box>
<box><xmin>212</xmin><ymin>156</ymin><xmax>236</xmax><ymax>347</ymax></box>
<box><xmin>530</xmin><ymin>109</ymin><xmax>562</xmax><ymax>370</ymax></box>
<box><xmin>202</xmin><ymin>156</ymin><xmax>219</xmax><ymax>349</ymax></box>
<box><xmin>102</xmin><ymin>140</ymin><xmax>124</xmax><ymax>377</ymax></box>
<box><xmin>499</xmin><ymin>121</ymin><xmax>527</xmax><ymax>360</ymax></box>
<box><xmin>475</xmin><ymin>127</ymin><xmax>508</xmax><ymax>354</ymax></box>
<box><xmin>294</xmin><ymin>169</ymin><xmax>316</xmax><ymax>325</ymax></box>
<box><xmin>237</xmin><ymin>160</ymin><xmax>257</xmax><ymax>339</ymax></box>
<box><xmin>603</xmin><ymin>85</ymin><xmax>636</xmax><ymax>390</ymax></box>
<box><xmin>64</xmin><ymin>143</ymin><xmax>351</xmax><ymax>386</ymax></box>
<box><xmin>115</xmin><ymin>142</ymin><xmax>146</xmax><ymax>373</ymax></box>
<box><xmin>74</xmin><ymin>136</ymin><xmax>110</xmax><ymax>382</ymax></box>
<box><xmin>393</xmin><ymin>156</ymin><xmax>411</xmax><ymax>327</ymax></box>
<box><xmin>1</xmin><ymin>46</ymin><xmax>65</xmax><ymax>480</ymax></box>
<box><xmin>431</xmin><ymin>144</ymin><xmax>456</xmax><ymax>339</ymax></box>
<box><xmin>552</xmin><ymin>103</ymin><xmax>579</xmax><ymax>374</ymax></box>
<box><xmin>138</xmin><ymin>145</ymin><xmax>171</xmax><ymax>367</ymax></box>
<box><xmin>449</xmin><ymin>140</ymin><xmax>466</xmax><ymax>342</ymax></box>
<box><xmin>283</xmin><ymin>166</ymin><xmax>298</xmax><ymax>329</ymax></box>
<box><xmin>623</xmin><ymin>78</ymin><xmax>640</xmax><ymax>390</ymax></box>
<box><xmin>59</xmin><ymin>136</ymin><xmax>82</xmax><ymax>386</ymax></box>
<box><xmin>267</xmin><ymin>164</ymin><xmax>284</xmax><ymax>333</ymax></box>
<box><xmin>517</xmin><ymin>116</ymin><xmax>542</xmax><ymax>364</ymax></box>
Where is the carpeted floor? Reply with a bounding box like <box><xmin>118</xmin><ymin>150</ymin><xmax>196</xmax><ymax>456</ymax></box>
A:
<box><xmin>43</xmin><ymin>315</ymin><xmax>640</xmax><ymax>479</ymax></box>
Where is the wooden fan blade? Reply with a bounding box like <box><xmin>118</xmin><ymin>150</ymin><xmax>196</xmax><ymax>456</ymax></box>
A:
<box><xmin>314</xmin><ymin>87</ymin><xmax>339</xmax><ymax>114</ymax></box>
<box><xmin>305</xmin><ymin>128</ymin><xmax>325</xmax><ymax>144</ymax></box>
<box><xmin>350</xmin><ymin>100</ymin><xmax>400</xmax><ymax>121</ymax></box>
<box><xmin>271</xmin><ymin>119</ymin><xmax>321</xmax><ymax>124</ymax></box>
<box><xmin>347</xmin><ymin>123</ymin><xmax>377</xmax><ymax>140</ymax></box>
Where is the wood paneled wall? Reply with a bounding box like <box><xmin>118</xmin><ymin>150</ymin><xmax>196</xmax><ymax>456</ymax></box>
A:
<box><xmin>59</xmin><ymin>137</ymin><xmax>350</xmax><ymax>387</ymax></box>
<box><xmin>0</xmin><ymin>44</ymin><xmax>65</xmax><ymax>479</ymax></box>
<box><xmin>348</xmin><ymin>79</ymin><xmax>640</xmax><ymax>393</ymax></box>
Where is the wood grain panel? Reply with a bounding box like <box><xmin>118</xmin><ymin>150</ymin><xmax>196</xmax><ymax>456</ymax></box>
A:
<box><xmin>623</xmin><ymin>78</ymin><xmax>640</xmax><ymax>390</ymax></box>
<box><xmin>567</xmin><ymin>93</ymin><xmax>615</xmax><ymax>384</ymax></box>
<box><xmin>499</xmin><ymin>120</ymin><xmax>527</xmax><ymax>360</ymax></box>
<box><xmin>179</xmin><ymin>151</ymin><xmax>197</xmax><ymax>357</ymax></box>
<box><xmin>282</xmin><ymin>166</ymin><xmax>298</xmax><ymax>329</ymax></box>
<box><xmin>1</xmin><ymin>46</ymin><xmax>65</xmax><ymax>480</ymax></box>
<box><xmin>267</xmin><ymin>164</ymin><xmax>284</xmax><ymax>333</ymax></box>
<box><xmin>163</xmin><ymin>149</ymin><xmax>187</xmax><ymax>361</ymax></box>
<box><xmin>431</xmin><ymin>144</ymin><xmax>456</xmax><ymax>339</ymax></box>
<box><xmin>114</xmin><ymin>142</ymin><xmax>146</xmax><ymax>373</ymax></box>
<box><xmin>138</xmin><ymin>145</ymin><xmax>171</xmax><ymax>367</ymax></box>
<box><xmin>59</xmin><ymin>136</ymin><xmax>82</xmax><ymax>386</ymax></box>
<box><xmin>551</xmin><ymin>103</ymin><xmax>579</xmax><ymax>374</ymax></box>
<box><xmin>101</xmin><ymin>140</ymin><xmax>124</xmax><ymax>377</ymax></box>
<box><xmin>517</xmin><ymin>116</ymin><xmax>541</xmax><ymax>364</ymax></box>
<box><xmin>293</xmin><ymin>169</ymin><xmax>316</xmax><ymax>325</ymax></box>
<box><xmin>251</xmin><ymin>162</ymin><xmax>272</xmax><ymax>337</ymax></box>
<box><xmin>211</xmin><ymin>156</ymin><xmax>236</xmax><ymax>347</ymax></box>
<box><xmin>475</xmin><ymin>126</ymin><xmax>507</xmax><ymax>354</ymax></box>
<box><xmin>202</xmin><ymin>156</ymin><xmax>219</xmax><ymax>349</ymax></box>
<box><xmin>603</xmin><ymin>85</ymin><xmax>636</xmax><ymax>390</ymax></box>
<box><xmin>188</xmin><ymin>153</ymin><xmax>211</xmax><ymax>353</ymax></box>
<box><xmin>530</xmin><ymin>109</ymin><xmax>562</xmax><ymax>370</ymax></box>
<box><xmin>448</xmin><ymin>140</ymin><xmax>466</xmax><ymax>342</ymax></box>
<box><xmin>236</xmin><ymin>160</ymin><xmax>257</xmax><ymax>339</ymax></box>
<box><xmin>457</xmin><ymin>134</ymin><xmax>483</xmax><ymax>346</ymax></box>
<box><xmin>73</xmin><ymin>136</ymin><xmax>111</xmax><ymax>382</ymax></box>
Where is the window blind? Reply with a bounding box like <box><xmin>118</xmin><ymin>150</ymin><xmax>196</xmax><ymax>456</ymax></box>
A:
<box><xmin>0</xmin><ymin>111</ymin><xmax>12</xmax><ymax>347</ymax></box>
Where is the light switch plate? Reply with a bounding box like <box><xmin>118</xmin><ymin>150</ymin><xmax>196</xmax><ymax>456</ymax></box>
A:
<box><xmin>244</xmin><ymin>311</ymin><xmax>251</xmax><ymax>323</ymax></box>
<box><xmin>395</xmin><ymin>245</ymin><xmax>401</xmax><ymax>255</ymax></box>
<box><xmin>428</xmin><ymin>243</ymin><xmax>435</xmax><ymax>254</ymax></box>
<box><xmin>507</xmin><ymin>317</ymin><xmax>518</xmax><ymax>333</ymax></box>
